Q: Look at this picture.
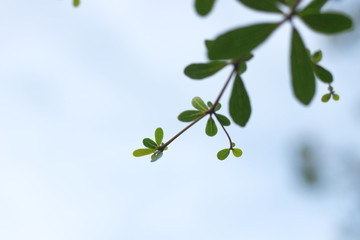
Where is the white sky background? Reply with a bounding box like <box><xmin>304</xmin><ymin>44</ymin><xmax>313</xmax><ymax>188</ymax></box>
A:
<box><xmin>0</xmin><ymin>0</ymin><xmax>359</xmax><ymax>239</ymax></box>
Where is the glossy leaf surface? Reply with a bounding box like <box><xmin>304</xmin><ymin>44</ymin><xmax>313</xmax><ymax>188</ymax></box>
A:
<box><xmin>229</xmin><ymin>74</ymin><xmax>251</xmax><ymax>127</ymax></box>
<box><xmin>184</xmin><ymin>61</ymin><xmax>228</xmax><ymax>79</ymax></box>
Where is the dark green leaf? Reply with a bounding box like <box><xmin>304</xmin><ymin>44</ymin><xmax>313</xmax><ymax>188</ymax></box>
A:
<box><xmin>238</xmin><ymin>0</ymin><xmax>282</xmax><ymax>13</ymax></box>
<box><xmin>314</xmin><ymin>65</ymin><xmax>333</xmax><ymax>83</ymax></box>
<box><xmin>73</xmin><ymin>0</ymin><xmax>80</xmax><ymax>7</ymax></box>
<box><xmin>215</xmin><ymin>114</ymin><xmax>231</xmax><ymax>126</ymax></box>
<box><xmin>229</xmin><ymin>74</ymin><xmax>251</xmax><ymax>127</ymax></box>
<box><xmin>133</xmin><ymin>148</ymin><xmax>155</xmax><ymax>157</ymax></box>
<box><xmin>154</xmin><ymin>128</ymin><xmax>164</xmax><ymax>145</ymax></box>
<box><xmin>208</xmin><ymin>23</ymin><xmax>279</xmax><ymax>60</ymax></box>
<box><xmin>184</xmin><ymin>61</ymin><xmax>228</xmax><ymax>79</ymax></box>
<box><xmin>217</xmin><ymin>149</ymin><xmax>230</xmax><ymax>160</ymax></box>
<box><xmin>277</xmin><ymin>0</ymin><xmax>297</xmax><ymax>6</ymax></box>
<box><xmin>311</xmin><ymin>50</ymin><xmax>322</xmax><ymax>63</ymax></box>
<box><xmin>321</xmin><ymin>93</ymin><xmax>331</xmax><ymax>102</ymax></box>
<box><xmin>300</xmin><ymin>13</ymin><xmax>353</xmax><ymax>34</ymax></box>
<box><xmin>332</xmin><ymin>94</ymin><xmax>340</xmax><ymax>101</ymax></box>
<box><xmin>192</xmin><ymin>97</ymin><xmax>209</xmax><ymax>111</ymax></box>
<box><xmin>195</xmin><ymin>0</ymin><xmax>216</xmax><ymax>16</ymax></box>
<box><xmin>232</xmin><ymin>148</ymin><xmax>243</xmax><ymax>157</ymax></box>
<box><xmin>207</xmin><ymin>101</ymin><xmax>221</xmax><ymax>111</ymax></box>
<box><xmin>178</xmin><ymin>110</ymin><xmax>203</xmax><ymax>122</ymax></box>
<box><xmin>291</xmin><ymin>27</ymin><xmax>316</xmax><ymax>105</ymax></box>
<box><xmin>205</xmin><ymin>117</ymin><xmax>218</xmax><ymax>136</ymax></box>
<box><xmin>151</xmin><ymin>151</ymin><xmax>163</xmax><ymax>162</ymax></box>
<box><xmin>299</xmin><ymin>0</ymin><xmax>328</xmax><ymax>16</ymax></box>
<box><xmin>143</xmin><ymin>138</ymin><xmax>158</xmax><ymax>149</ymax></box>
<box><xmin>237</xmin><ymin>62</ymin><xmax>247</xmax><ymax>75</ymax></box>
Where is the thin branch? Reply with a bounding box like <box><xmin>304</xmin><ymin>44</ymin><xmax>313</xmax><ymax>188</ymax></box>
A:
<box><xmin>214</xmin><ymin>113</ymin><xmax>233</xmax><ymax>149</ymax></box>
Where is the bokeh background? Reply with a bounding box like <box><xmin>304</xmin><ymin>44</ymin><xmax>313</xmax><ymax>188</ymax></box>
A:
<box><xmin>0</xmin><ymin>0</ymin><xmax>359</xmax><ymax>239</ymax></box>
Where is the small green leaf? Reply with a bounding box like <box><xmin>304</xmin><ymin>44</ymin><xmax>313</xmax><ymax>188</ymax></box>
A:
<box><xmin>206</xmin><ymin>116</ymin><xmax>218</xmax><ymax>136</ymax></box>
<box><xmin>178</xmin><ymin>110</ymin><xmax>203</xmax><ymax>122</ymax></box>
<box><xmin>143</xmin><ymin>138</ymin><xmax>158</xmax><ymax>149</ymax></box>
<box><xmin>291</xmin><ymin>27</ymin><xmax>316</xmax><ymax>105</ymax></box>
<box><xmin>300</xmin><ymin>13</ymin><xmax>353</xmax><ymax>34</ymax></box>
<box><xmin>207</xmin><ymin>101</ymin><xmax>221</xmax><ymax>111</ymax></box>
<box><xmin>311</xmin><ymin>50</ymin><xmax>322</xmax><ymax>63</ymax></box>
<box><xmin>232</xmin><ymin>148</ymin><xmax>243</xmax><ymax>157</ymax></box>
<box><xmin>73</xmin><ymin>0</ymin><xmax>80</xmax><ymax>7</ymax></box>
<box><xmin>321</xmin><ymin>93</ymin><xmax>331</xmax><ymax>102</ymax></box>
<box><xmin>232</xmin><ymin>142</ymin><xmax>236</xmax><ymax>147</ymax></box>
<box><xmin>229</xmin><ymin>74</ymin><xmax>251</xmax><ymax>127</ymax></box>
<box><xmin>151</xmin><ymin>151</ymin><xmax>163</xmax><ymax>162</ymax></box>
<box><xmin>314</xmin><ymin>65</ymin><xmax>333</xmax><ymax>83</ymax></box>
<box><xmin>184</xmin><ymin>61</ymin><xmax>228</xmax><ymax>79</ymax></box>
<box><xmin>208</xmin><ymin>23</ymin><xmax>279</xmax><ymax>60</ymax></box>
<box><xmin>195</xmin><ymin>0</ymin><xmax>216</xmax><ymax>16</ymax></box>
<box><xmin>133</xmin><ymin>148</ymin><xmax>156</xmax><ymax>157</ymax></box>
<box><xmin>192</xmin><ymin>97</ymin><xmax>209</xmax><ymax>111</ymax></box>
<box><xmin>332</xmin><ymin>94</ymin><xmax>340</xmax><ymax>101</ymax></box>
<box><xmin>299</xmin><ymin>0</ymin><xmax>328</xmax><ymax>16</ymax></box>
<box><xmin>238</xmin><ymin>0</ymin><xmax>282</xmax><ymax>13</ymax></box>
<box><xmin>215</xmin><ymin>114</ymin><xmax>231</xmax><ymax>126</ymax></box>
<box><xmin>154</xmin><ymin>128</ymin><xmax>164</xmax><ymax>145</ymax></box>
<box><xmin>217</xmin><ymin>149</ymin><xmax>230</xmax><ymax>160</ymax></box>
<box><xmin>237</xmin><ymin>62</ymin><xmax>247</xmax><ymax>75</ymax></box>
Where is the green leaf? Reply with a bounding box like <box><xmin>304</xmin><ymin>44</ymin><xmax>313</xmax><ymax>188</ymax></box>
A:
<box><xmin>311</xmin><ymin>50</ymin><xmax>322</xmax><ymax>63</ymax></box>
<box><xmin>151</xmin><ymin>151</ymin><xmax>163</xmax><ymax>162</ymax></box>
<box><xmin>321</xmin><ymin>93</ymin><xmax>331</xmax><ymax>102</ymax></box>
<box><xmin>229</xmin><ymin>74</ymin><xmax>251</xmax><ymax>127</ymax></box>
<box><xmin>238</xmin><ymin>0</ymin><xmax>282</xmax><ymax>13</ymax></box>
<box><xmin>291</xmin><ymin>27</ymin><xmax>316</xmax><ymax>105</ymax></box>
<box><xmin>332</xmin><ymin>94</ymin><xmax>340</xmax><ymax>101</ymax></box>
<box><xmin>237</xmin><ymin>62</ymin><xmax>247</xmax><ymax>75</ymax></box>
<box><xmin>299</xmin><ymin>0</ymin><xmax>328</xmax><ymax>16</ymax></box>
<box><xmin>215</xmin><ymin>114</ymin><xmax>231</xmax><ymax>126</ymax></box>
<box><xmin>178</xmin><ymin>110</ymin><xmax>203</xmax><ymax>122</ymax></box>
<box><xmin>217</xmin><ymin>149</ymin><xmax>230</xmax><ymax>160</ymax></box>
<box><xmin>142</xmin><ymin>138</ymin><xmax>158</xmax><ymax>149</ymax></box>
<box><xmin>232</xmin><ymin>142</ymin><xmax>236</xmax><ymax>147</ymax></box>
<box><xmin>73</xmin><ymin>0</ymin><xmax>80</xmax><ymax>7</ymax></box>
<box><xmin>184</xmin><ymin>61</ymin><xmax>228</xmax><ymax>79</ymax></box>
<box><xmin>208</xmin><ymin>23</ymin><xmax>279</xmax><ymax>60</ymax></box>
<box><xmin>232</xmin><ymin>148</ymin><xmax>243</xmax><ymax>157</ymax></box>
<box><xmin>195</xmin><ymin>0</ymin><xmax>216</xmax><ymax>16</ymax></box>
<box><xmin>207</xmin><ymin>101</ymin><xmax>221</xmax><ymax>111</ymax></box>
<box><xmin>300</xmin><ymin>13</ymin><xmax>353</xmax><ymax>34</ymax></box>
<box><xmin>192</xmin><ymin>97</ymin><xmax>209</xmax><ymax>111</ymax></box>
<box><xmin>154</xmin><ymin>128</ymin><xmax>164</xmax><ymax>145</ymax></box>
<box><xmin>133</xmin><ymin>148</ymin><xmax>156</xmax><ymax>157</ymax></box>
<box><xmin>277</xmin><ymin>0</ymin><xmax>297</xmax><ymax>6</ymax></box>
<box><xmin>314</xmin><ymin>65</ymin><xmax>333</xmax><ymax>83</ymax></box>
<box><xmin>205</xmin><ymin>117</ymin><xmax>218</xmax><ymax>136</ymax></box>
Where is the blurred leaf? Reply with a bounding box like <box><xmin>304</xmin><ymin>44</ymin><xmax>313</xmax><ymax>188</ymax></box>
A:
<box><xmin>207</xmin><ymin>101</ymin><xmax>221</xmax><ymax>111</ymax></box>
<box><xmin>178</xmin><ymin>110</ymin><xmax>203</xmax><ymax>122</ymax></box>
<box><xmin>300</xmin><ymin>13</ymin><xmax>353</xmax><ymax>34</ymax></box>
<box><xmin>154</xmin><ymin>128</ymin><xmax>164</xmax><ymax>145</ymax></box>
<box><xmin>321</xmin><ymin>93</ymin><xmax>331</xmax><ymax>102</ymax></box>
<box><xmin>192</xmin><ymin>97</ymin><xmax>209</xmax><ymax>111</ymax></box>
<box><xmin>133</xmin><ymin>148</ymin><xmax>156</xmax><ymax>157</ymax></box>
<box><xmin>238</xmin><ymin>0</ymin><xmax>282</xmax><ymax>13</ymax></box>
<box><xmin>143</xmin><ymin>138</ymin><xmax>158</xmax><ymax>149</ymax></box>
<box><xmin>208</xmin><ymin>23</ymin><xmax>279</xmax><ymax>60</ymax></box>
<box><xmin>195</xmin><ymin>0</ymin><xmax>216</xmax><ymax>16</ymax></box>
<box><xmin>299</xmin><ymin>0</ymin><xmax>328</xmax><ymax>16</ymax></box>
<box><xmin>311</xmin><ymin>50</ymin><xmax>322</xmax><ymax>63</ymax></box>
<box><xmin>217</xmin><ymin>149</ymin><xmax>230</xmax><ymax>160</ymax></box>
<box><xmin>333</xmin><ymin>94</ymin><xmax>340</xmax><ymax>101</ymax></box>
<box><xmin>73</xmin><ymin>0</ymin><xmax>80</xmax><ymax>7</ymax></box>
<box><xmin>232</xmin><ymin>148</ymin><xmax>243</xmax><ymax>157</ymax></box>
<box><xmin>206</xmin><ymin>117</ymin><xmax>218</xmax><ymax>136</ymax></box>
<box><xmin>215</xmin><ymin>114</ymin><xmax>231</xmax><ymax>126</ymax></box>
<box><xmin>314</xmin><ymin>65</ymin><xmax>333</xmax><ymax>83</ymax></box>
<box><xmin>184</xmin><ymin>61</ymin><xmax>228</xmax><ymax>79</ymax></box>
<box><xmin>237</xmin><ymin>62</ymin><xmax>247</xmax><ymax>75</ymax></box>
<box><xmin>232</xmin><ymin>142</ymin><xmax>236</xmax><ymax>147</ymax></box>
<box><xmin>277</xmin><ymin>0</ymin><xmax>297</xmax><ymax>6</ymax></box>
<box><xmin>291</xmin><ymin>27</ymin><xmax>315</xmax><ymax>105</ymax></box>
<box><xmin>151</xmin><ymin>152</ymin><xmax>163</xmax><ymax>162</ymax></box>
<box><xmin>229</xmin><ymin>74</ymin><xmax>251</xmax><ymax>127</ymax></box>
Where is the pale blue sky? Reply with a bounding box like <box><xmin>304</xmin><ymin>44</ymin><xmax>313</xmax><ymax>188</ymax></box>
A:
<box><xmin>0</xmin><ymin>1</ymin><xmax>359</xmax><ymax>240</ymax></box>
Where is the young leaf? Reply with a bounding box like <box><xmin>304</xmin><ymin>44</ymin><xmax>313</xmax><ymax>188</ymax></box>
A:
<box><xmin>207</xmin><ymin>23</ymin><xmax>279</xmax><ymax>60</ymax></box>
<box><xmin>238</xmin><ymin>0</ymin><xmax>282</xmax><ymax>13</ymax></box>
<box><xmin>133</xmin><ymin>148</ymin><xmax>156</xmax><ymax>157</ymax></box>
<box><xmin>229</xmin><ymin>74</ymin><xmax>251</xmax><ymax>127</ymax></box>
<box><xmin>192</xmin><ymin>97</ymin><xmax>209</xmax><ymax>111</ymax></box>
<box><xmin>184</xmin><ymin>61</ymin><xmax>228</xmax><ymax>79</ymax></box>
<box><xmin>215</xmin><ymin>114</ymin><xmax>231</xmax><ymax>126</ymax></box>
<box><xmin>207</xmin><ymin>101</ymin><xmax>221</xmax><ymax>111</ymax></box>
<box><xmin>321</xmin><ymin>93</ymin><xmax>331</xmax><ymax>102</ymax></box>
<box><xmin>178</xmin><ymin>110</ymin><xmax>203</xmax><ymax>122</ymax></box>
<box><xmin>300</xmin><ymin>13</ymin><xmax>353</xmax><ymax>34</ymax></box>
<box><xmin>237</xmin><ymin>62</ymin><xmax>247</xmax><ymax>75</ymax></box>
<box><xmin>232</xmin><ymin>148</ymin><xmax>243</xmax><ymax>157</ymax></box>
<box><xmin>290</xmin><ymin>27</ymin><xmax>316</xmax><ymax>105</ymax></box>
<box><xmin>217</xmin><ymin>149</ymin><xmax>230</xmax><ymax>160</ymax></box>
<box><xmin>154</xmin><ymin>128</ymin><xmax>164</xmax><ymax>145</ymax></box>
<box><xmin>143</xmin><ymin>138</ymin><xmax>158</xmax><ymax>149</ymax></box>
<box><xmin>151</xmin><ymin>152</ymin><xmax>163</xmax><ymax>162</ymax></box>
<box><xmin>73</xmin><ymin>0</ymin><xmax>80</xmax><ymax>7</ymax></box>
<box><xmin>314</xmin><ymin>65</ymin><xmax>333</xmax><ymax>83</ymax></box>
<box><xmin>332</xmin><ymin>94</ymin><xmax>340</xmax><ymax>101</ymax></box>
<box><xmin>298</xmin><ymin>0</ymin><xmax>328</xmax><ymax>16</ymax></box>
<box><xmin>195</xmin><ymin>0</ymin><xmax>216</xmax><ymax>16</ymax></box>
<box><xmin>205</xmin><ymin>117</ymin><xmax>218</xmax><ymax>136</ymax></box>
<box><xmin>311</xmin><ymin>50</ymin><xmax>322</xmax><ymax>63</ymax></box>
